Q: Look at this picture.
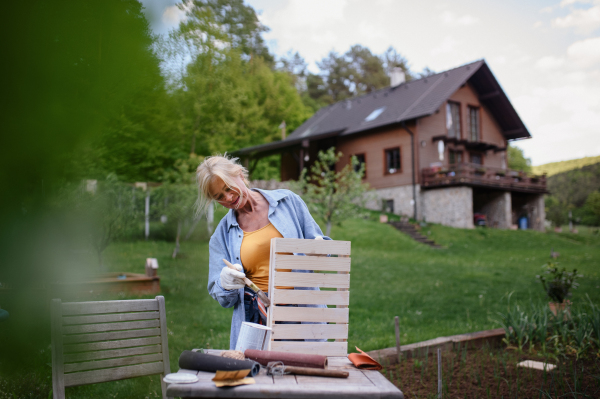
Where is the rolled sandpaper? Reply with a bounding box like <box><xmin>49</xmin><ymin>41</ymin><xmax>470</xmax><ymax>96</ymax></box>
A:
<box><xmin>244</xmin><ymin>349</ymin><xmax>327</xmax><ymax>369</ymax></box>
<box><xmin>178</xmin><ymin>350</ymin><xmax>260</xmax><ymax>377</ymax></box>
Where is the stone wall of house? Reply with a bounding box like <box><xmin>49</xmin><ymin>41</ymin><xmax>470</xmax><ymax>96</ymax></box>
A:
<box><xmin>249</xmin><ymin>180</ymin><xmax>291</xmax><ymax>190</ymax></box>
<box><xmin>421</xmin><ymin>187</ymin><xmax>474</xmax><ymax>229</ymax></box>
<box><xmin>475</xmin><ymin>190</ymin><xmax>512</xmax><ymax>229</ymax></box>
<box><xmin>512</xmin><ymin>193</ymin><xmax>546</xmax><ymax>231</ymax></box>
<box><xmin>365</xmin><ymin>184</ymin><xmax>422</xmax><ymax>219</ymax></box>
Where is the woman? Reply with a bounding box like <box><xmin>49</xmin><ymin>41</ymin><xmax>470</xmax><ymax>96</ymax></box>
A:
<box><xmin>196</xmin><ymin>155</ymin><xmax>329</xmax><ymax>350</ymax></box>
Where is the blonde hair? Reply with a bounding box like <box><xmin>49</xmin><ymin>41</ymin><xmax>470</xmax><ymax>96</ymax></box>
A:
<box><xmin>196</xmin><ymin>154</ymin><xmax>249</xmax><ymax>216</ymax></box>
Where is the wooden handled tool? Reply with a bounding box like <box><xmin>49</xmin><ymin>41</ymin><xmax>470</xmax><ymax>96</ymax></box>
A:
<box><xmin>223</xmin><ymin>259</ymin><xmax>271</xmax><ymax>307</ymax></box>
<box><xmin>278</xmin><ymin>366</ymin><xmax>349</xmax><ymax>378</ymax></box>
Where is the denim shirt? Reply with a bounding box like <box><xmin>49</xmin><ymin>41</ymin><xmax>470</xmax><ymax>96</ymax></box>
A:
<box><xmin>207</xmin><ymin>189</ymin><xmax>330</xmax><ymax>349</ymax></box>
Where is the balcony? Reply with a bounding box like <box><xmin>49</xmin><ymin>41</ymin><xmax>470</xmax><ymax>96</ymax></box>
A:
<box><xmin>421</xmin><ymin>163</ymin><xmax>547</xmax><ymax>194</ymax></box>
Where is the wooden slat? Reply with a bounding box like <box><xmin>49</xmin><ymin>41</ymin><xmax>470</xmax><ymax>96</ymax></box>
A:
<box><xmin>64</xmin><ymin>353</ymin><xmax>163</xmax><ymax>373</ymax></box>
<box><xmin>336</xmin><ymin>254</ymin><xmax>350</xmax><ymax>343</ymax></box>
<box><xmin>272</xmin><ymin>289</ymin><xmax>350</xmax><ymax>306</ymax></box>
<box><xmin>64</xmin><ymin>361</ymin><xmax>164</xmax><ymax>387</ymax></box>
<box><xmin>61</xmin><ymin>299</ymin><xmax>158</xmax><ymax>316</ymax></box>
<box><xmin>156</xmin><ymin>294</ymin><xmax>171</xmax><ymax>396</ymax></box>
<box><xmin>272</xmin><ymin>238</ymin><xmax>351</xmax><ymax>256</ymax></box>
<box><xmin>274</xmin><ymin>254</ymin><xmax>351</xmax><ymax>272</ymax></box>
<box><xmin>62</xmin><ymin>311</ymin><xmax>160</xmax><ymax>325</ymax></box>
<box><xmin>62</xmin><ymin>319</ymin><xmax>160</xmax><ymax>335</ymax></box>
<box><xmin>272</xmin><ymin>324</ymin><xmax>348</xmax><ymax>340</ymax></box>
<box><xmin>51</xmin><ymin>299</ymin><xmax>65</xmax><ymax>399</ymax></box>
<box><xmin>64</xmin><ymin>344</ymin><xmax>162</xmax><ymax>363</ymax></box>
<box><xmin>271</xmin><ymin>307</ymin><xmax>349</xmax><ymax>323</ymax></box>
<box><xmin>273</xmin><ymin>271</ymin><xmax>350</xmax><ymax>289</ymax></box>
<box><xmin>63</xmin><ymin>328</ymin><xmax>160</xmax><ymax>344</ymax></box>
<box><xmin>64</xmin><ymin>337</ymin><xmax>161</xmax><ymax>353</ymax></box>
<box><xmin>270</xmin><ymin>341</ymin><xmax>348</xmax><ymax>356</ymax></box>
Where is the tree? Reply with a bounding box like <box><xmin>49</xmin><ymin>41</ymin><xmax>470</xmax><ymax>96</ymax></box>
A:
<box><xmin>157</xmin><ymin>154</ymin><xmax>204</xmax><ymax>258</ymax></box>
<box><xmin>586</xmin><ymin>191</ymin><xmax>600</xmax><ymax>218</ymax></box>
<box><xmin>507</xmin><ymin>145</ymin><xmax>532</xmax><ymax>172</ymax></box>
<box><xmin>295</xmin><ymin>148</ymin><xmax>371</xmax><ymax>236</ymax></box>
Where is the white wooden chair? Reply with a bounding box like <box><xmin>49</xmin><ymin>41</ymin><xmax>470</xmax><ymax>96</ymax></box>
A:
<box><xmin>51</xmin><ymin>296</ymin><xmax>172</xmax><ymax>399</ymax></box>
<box><xmin>267</xmin><ymin>238</ymin><xmax>351</xmax><ymax>356</ymax></box>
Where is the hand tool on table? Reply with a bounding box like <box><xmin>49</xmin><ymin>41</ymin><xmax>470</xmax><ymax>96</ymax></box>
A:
<box><xmin>266</xmin><ymin>363</ymin><xmax>349</xmax><ymax>378</ymax></box>
<box><xmin>223</xmin><ymin>259</ymin><xmax>271</xmax><ymax>307</ymax></box>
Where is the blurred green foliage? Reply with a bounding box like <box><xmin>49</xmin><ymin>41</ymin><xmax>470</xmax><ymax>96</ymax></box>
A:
<box><xmin>532</xmin><ymin>154</ymin><xmax>600</xmax><ymax>176</ymax></box>
<box><xmin>507</xmin><ymin>145</ymin><xmax>532</xmax><ymax>173</ymax></box>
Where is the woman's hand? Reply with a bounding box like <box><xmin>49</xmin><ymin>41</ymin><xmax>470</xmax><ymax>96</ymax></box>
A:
<box><xmin>220</xmin><ymin>263</ymin><xmax>246</xmax><ymax>290</ymax></box>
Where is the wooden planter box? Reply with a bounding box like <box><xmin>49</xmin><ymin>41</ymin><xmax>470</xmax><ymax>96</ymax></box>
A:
<box><xmin>52</xmin><ymin>272</ymin><xmax>160</xmax><ymax>297</ymax></box>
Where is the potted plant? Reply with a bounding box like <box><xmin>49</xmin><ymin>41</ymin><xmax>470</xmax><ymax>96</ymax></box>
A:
<box><xmin>475</xmin><ymin>167</ymin><xmax>487</xmax><ymax>176</ymax></box>
<box><xmin>496</xmin><ymin>170</ymin><xmax>506</xmax><ymax>177</ymax></box>
<box><xmin>536</xmin><ymin>262</ymin><xmax>582</xmax><ymax>317</ymax></box>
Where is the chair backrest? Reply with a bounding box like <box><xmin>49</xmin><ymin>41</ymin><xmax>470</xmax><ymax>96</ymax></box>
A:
<box><xmin>51</xmin><ymin>296</ymin><xmax>171</xmax><ymax>399</ymax></box>
<box><xmin>267</xmin><ymin>238</ymin><xmax>351</xmax><ymax>356</ymax></box>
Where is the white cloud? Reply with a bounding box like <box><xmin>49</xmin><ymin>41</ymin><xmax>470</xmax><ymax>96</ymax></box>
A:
<box><xmin>430</xmin><ymin>36</ymin><xmax>458</xmax><ymax>56</ymax></box>
<box><xmin>533</xmin><ymin>20</ymin><xmax>543</xmax><ymax>28</ymax></box>
<box><xmin>560</xmin><ymin>0</ymin><xmax>593</xmax><ymax>7</ymax></box>
<box><xmin>567</xmin><ymin>36</ymin><xmax>600</xmax><ymax>67</ymax></box>
<box><xmin>535</xmin><ymin>55</ymin><xmax>566</xmax><ymax>69</ymax></box>
<box><xmin>162</xmin><ymin>5</ymin><xmax>187</xmax><ymax>27</ymax></box>
<box><xmin>552</xmin><ymin>4</ymin><xmax>600</xmax><ymax>34</ymax></box>
<box><xmin>439</xmin><ymin>11</ymin><xmax>480</xmax><ymax>26</ymax></box>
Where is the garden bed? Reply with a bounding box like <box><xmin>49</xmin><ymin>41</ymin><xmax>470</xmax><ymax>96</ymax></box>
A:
<box><xmin>382</xmin><ymin>344</ymin><xmax>599</xmax><ymax>398</ymax></box>
<box><xmin>51</xmin><ymin>272</ymin><xmax>160</xmax><ymax>296</ymax></box>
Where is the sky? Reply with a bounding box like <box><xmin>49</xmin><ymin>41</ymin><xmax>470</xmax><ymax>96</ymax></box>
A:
<box><xmin>141</xmin><ymin>0</ymin><xmax>600</xmax><ymax>166</ymax></box>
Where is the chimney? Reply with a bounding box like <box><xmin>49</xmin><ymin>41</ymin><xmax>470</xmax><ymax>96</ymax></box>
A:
<box><xmin>390</xmin><ymin>67</ymin><xmax>405</xmax><ymax>88</ymax></box>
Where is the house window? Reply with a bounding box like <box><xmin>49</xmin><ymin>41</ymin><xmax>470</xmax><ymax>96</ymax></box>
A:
<box><xmin>470</xmin><ymin>153</ymin><xmax>482</xmax><ymax>165</ymax></box>
<box><xmin>446</xmin><ymin>101</ymin><xmax>461</xmax><ymax>138</ymax></box>
<box><xmin>365</xmin><ymin>106</ymin><xmax>386</xmax><ymax>122</ymax></box>
<box><xmin>468</xmin><ymin>106</ymin><xmax>480</xmax><ymax>142</ymax></box>
<box><xmin>352</xmin><ymin>153</ymin><xmax>366</xmax><ymax>177</ymax></box>
<box><xmin>383</xmin><ymin>199</ymin><xmax>394</xmax><ymax>213</ymax></box>
<box><xmin>449</xmin><ymin>150</ymin><xmax>463</xmax><ymax>164</ymax></box>
<box><xmin>384</xmin><ymin>147</ymin><xmax>401</xmax><ymax>174</ymax></box>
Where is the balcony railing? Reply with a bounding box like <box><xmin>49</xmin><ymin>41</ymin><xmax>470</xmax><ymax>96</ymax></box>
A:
<box><xmin>421</xmin><ymin>163</ymin><xmax>547</xmax><ymax>193</ymax></box>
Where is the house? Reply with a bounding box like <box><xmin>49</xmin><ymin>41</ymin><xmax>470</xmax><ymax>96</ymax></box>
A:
<box><xmin>235</xmin><ymin>60</ymin><xmax>547</xmax><ymax>231</ymax></box>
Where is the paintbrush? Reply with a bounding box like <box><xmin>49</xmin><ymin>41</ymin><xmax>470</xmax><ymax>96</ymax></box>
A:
<box><xmin>222</xmin><ymin>259</ymin><xmax>271</xmax><ymax>307</ymax></box>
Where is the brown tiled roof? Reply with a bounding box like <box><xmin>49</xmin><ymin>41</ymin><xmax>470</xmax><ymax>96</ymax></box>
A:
<box><xmin>236</xmin><ymin>60</ymin><xmax>530</xmax><ymax>156</ymax></box>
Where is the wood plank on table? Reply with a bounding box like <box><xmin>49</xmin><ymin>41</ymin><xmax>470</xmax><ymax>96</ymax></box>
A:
<box><xmin>274</xmin><ymin>255</ymin><xmax>351</xmax><ymax>271</ymax></box>
<box><xmin>272</xmin><ymin>323</ymin><xmax>348</xmax><ymax>340</ymax></box>
<box><xmin>270</xmin><ymin>341</ymin><xmax>347</xmax><ymax>357</ymax></box>
<box><xmin>273</xmin><ymin>271</ymin><xmax>350</xmax><ymax>289</ymax></box>
<box><xmin>295</xmin><ymin>369</ymin><xmax>372</xmax><ymax>386</ymax></box>
<box><xmin>272</xmin><ymin>289</ymin><xmax>350</xmax><ymax>306</ymax></box>
<box><xmin>271</xmin><ymin>306</ymin><xmax>348</xmax><ymax>323</ymax></box>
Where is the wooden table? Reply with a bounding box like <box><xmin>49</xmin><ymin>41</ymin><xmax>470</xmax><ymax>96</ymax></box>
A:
<box><xmin>166</xmin><ymin>351</ymin><xmax>404</xmax><ymax>399</ymax></box>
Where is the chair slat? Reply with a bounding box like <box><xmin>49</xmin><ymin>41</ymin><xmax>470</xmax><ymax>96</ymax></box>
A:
<box><xmin>273</xmin><ymin>271</ymin><xmax>350</xmax><ymax>289</ymax></box>
<box><xmin>64</xmin><ymin>353</ymin><xmax>163</xmax><ymax>373</ymax></box>
<box><xmin>271</xmin><ymin>307</ymin><xmax>349</xmax><ymax>323</ymax></box>
<box><xmin>274</xmin><ymin>255</ymin><xmax>351</xmax><ymax>272</ymax></box>
<box><xmin>62</xmin><ymin>311</ymin><xmax>160</xmax><ymax>325</ymax></box>
<box><xmin>62</xmin><ymin>319</ymin><xmax>160</xmax><ymax>335</ymax></box>
<box><xmin>64</xmin><ymin>337</ymin><xmax>161</xmax><ymax>353</ymax></box>
<box><xmin>272</xmin><ymin>238</ymin><xmax>351</xmax><ymax>256</ymax></box>
<box><xmin>64</xmin><ymin>344</ymin><xmax>162</xmax><ymax>363</ymax></box>
<box><xmin>272</xmin><ymin>289</ymin><xmax>349</xmax><ymax>306</ymax></box>
<box><xmin>272</xmin><ymin>324</ymin><xmax>348</xmax><ymax>340</ymax></box>
<box><xmin>63</xmin><ymin>328</ymin><xmax>160</xmax><ymax>344</ymax></box>
<box><xmin>270</xmin><ymin>341</ymin><xmax>348</xmax><ymax>356</ymax></box>
<box><xmin>64</xmin><ymin>361</ymin><xmax>164</xmax><ymax>387</ymax></box>
<box><xmin>61</xmin><ymin>299</ymin><xmax>159</xmax><ymax>316</ymax></box>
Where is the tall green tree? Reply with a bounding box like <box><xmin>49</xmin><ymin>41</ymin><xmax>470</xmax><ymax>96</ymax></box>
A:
<box><xmin>507</xmin><ymin>145</ymin><xmax>532</xmax><ymax>172</ymax></box>
<box><xmin>295</xmin><ymin>148</ymin><xmax>371</xmax><ymax>236</ymax></box>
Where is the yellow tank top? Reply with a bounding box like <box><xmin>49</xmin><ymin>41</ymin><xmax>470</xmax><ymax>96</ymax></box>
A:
<box><xmin>240</xmin><ymin>223</ymin><xmax>291</xmax><ymax>292</ymax></box>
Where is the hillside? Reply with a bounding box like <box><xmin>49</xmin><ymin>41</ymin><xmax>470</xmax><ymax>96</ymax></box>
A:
<box><xmin>533</xmin><ymin>155</ymin><xmax>600</xmax><ymax>176</ymax></box>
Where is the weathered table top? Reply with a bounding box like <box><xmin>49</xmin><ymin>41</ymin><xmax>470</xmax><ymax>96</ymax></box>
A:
<box><xmin>166</xmin><ymin>351</ymin><xmax>404</xmax><ymax>399</ymax></box>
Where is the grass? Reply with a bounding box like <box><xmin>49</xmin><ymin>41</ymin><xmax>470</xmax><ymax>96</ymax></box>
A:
<box><xmin>1</xmin><ymin>212</ymin><xmax>599</xmax><ymax>398</ymax></box>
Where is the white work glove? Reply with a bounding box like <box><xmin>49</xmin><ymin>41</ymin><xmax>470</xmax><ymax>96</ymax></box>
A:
<box><xmin>314</xmin><ymin>236</ymin><xmax>323</xmax><ymax>240</ymax></box>
<box><xmin>220</xmin><ymin>263</ymin><xmax>246</xmax><ymax>291</ymax></box>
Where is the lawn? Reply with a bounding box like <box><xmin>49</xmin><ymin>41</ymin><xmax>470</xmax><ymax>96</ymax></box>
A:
<box><xmin>1</xmin><ymin>214</ymin><xmax>599</xmax><ymax>398</ymax></box>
